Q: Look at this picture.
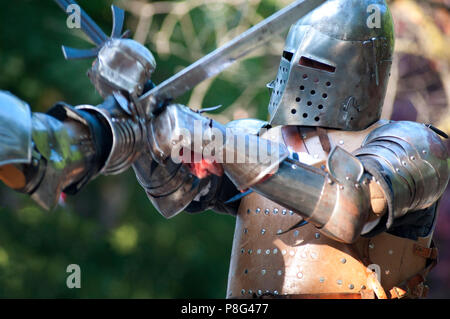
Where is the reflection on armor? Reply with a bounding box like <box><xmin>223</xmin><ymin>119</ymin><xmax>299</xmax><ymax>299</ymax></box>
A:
<box><xmin>0</xmin><ymin>0</ymin><xmax>448</xmax><ymax>301</ymax></box>
<box><xmin>89</xmin><ymin>38</ymin><xmax>156</xmax><ymax>99</ymax></box>
<box><xmin>0</xmin><ymin>91</ymin><xmax>32</xmax><ymax>166</ymax></box>
<box><xmin>268</xmin><ymin>0</ymin><xmax>394</xmax><ymax>130</ymax></box>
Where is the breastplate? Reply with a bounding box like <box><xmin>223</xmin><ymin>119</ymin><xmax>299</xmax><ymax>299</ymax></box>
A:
<box><xmin>226</xmin><ymin>123</ymin><xmax>433</xmax><ymax>298</ymax></box>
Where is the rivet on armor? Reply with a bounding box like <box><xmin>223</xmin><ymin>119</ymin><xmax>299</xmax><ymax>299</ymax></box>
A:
<box><xmin>261</xmin><ymin>269</ymin><xmax>266</xmax><ymax>275</ymax></box>
<box><xmin>261</xmin><ymin>229</ymin><xmax>266</xmax><ymax>235</ymax></box>
<box><xmin>240</xmin><ymin>248</ymin><xmax>245</xmax><ymax>254</ymax></box>
<box><xmin>274</xmin><ymin>290</ymin><xmax>279</xmax><ymax>295</ymax></box>
<box><xmin>340</xmin><ymin>258</ymin><xmax>347</xmax><ymax>264</ymax></box>
<box><xmin>257</xmin><ymin>290</ymin><xmax>262</xmax><ymax>296</ymax></box>
<box><xmin>241</xmin><ymin>289</ymin><xmax>245</xmax><ymax>296</ymax></box>
<box><xmin>315</xmin><ymin>233</ymin><xmax>320</xmax><ymax>239</ymax></box>
<box><xmin>277</xmin><ymin>229</ymin><xmax>282</xmax><ymax>235</ymax></box>
<box><xmin>256</xmin><ymin>208</ymin><xmax>261</xmax><ymax>214</ymax></box>
<box><xmin>294</xmin><ymin>230</ymin><xmax>299</xmax><ymax>237</ymax></box>
<box><xmin>396</xmin><ymin>168</ymin><xmax>400</xmax><ymax>173</ymax></box>
<box><xmin>345</xmin><ymin>176</ymin><xmax>350</xmax><ymax>181</ymax></box>
<box><xmin>277</xmin><ymin>270</ymin><xmax>283</xmax><ymax>276</ymax></box>
<box><xmin>257</xmin><ymin>249</ymin><xmax>261</xmax><ymax>254</ymax></box>
<box><xmin>319</xmin><ymin>277</ymin><xmax>325</xmax><ymax>283</ymax></box>
<box><xmin>289</xmin><ymin>210</ymin><xmax>294</xmax><ymax>215</ymax></box>
<box><xmin>369</xmin><ymin>243</ymin><xmax>375</xmax><ymax>249</ymax></box>
<box><xmin>282</xmin><ymin>250</ymin><xmax>287</xmax><ymax>255</ymax></box>
<box><xmin>273</xmin><ymin>208</ymin><xmax>279</xmax><ymax>214</ymax></box>
<box><xmin>349</xmin><ymin>284</ymin><xmax>355</xmax><ymax>290</ymax></box>
<box><xmin>291</xmin><ymin>164</ymin><xmax>297</xmax><ymax>170</ymax></box>
<box><xmin>248</xmin><ymin>249</ymin><xmax>253</xmax><ymax>254</ymax></box>
<box><xmin>248</xmin><ymin>289</ymin><xmax>253</xmax><ymax>295</ymax></box>
<box><xmin>247</xmin><ymin>209</ymin><xmax>251</xmax><ymax>214</ymax></box>
<box><xmin>264</xmin><ymin>208</ymin><xmax>270</xmax><ymax>215</ymax></box>
<box><xmin>385</xmin><ymin>270</ymin><xmax>390</xmax><ymax>275</ymax></box>
<box><xmin>339</xmin><ymin>185</ymin><xmax>344</xmax><ymax>190</ymax></box>
<box><xmin>273</xmin><ymin>248</ymin><xmax>278</xmax><ymax>254</ymax></box>
<box><xmin>337</xmin><ymin>280</ymin><xmax>343</xmax><ymax>285</ymax></box>
<box><xmin>410</xmin><ymin>156</ymin><xmax>416</xmax><ymax>160</ymax></box>
<box><xmin>339</xmin><ymin>140</ymin><xmax>344</xmax><ymax>145</ymax></box>
<box><xmin>282</xmin><ymin>209</ymin><xmax>287</xmax><ymax>215</ymax></box>
<box><xmin>297</xmin><ymin>272</ymin><xmax>303</xmax><ymax>279</ymax></box>
<box><xmin>244</xmin><ymin>269</ymin><xmax>248</xmax><ymax>274</ymax></box>
<box><xmin>243</xmin><ymin>228</ymin><xmax>248</xmax><ymax>234</ymax></box>
<box><xmin>402</xmin><ymin>161</ymin><xmax>407</xmax><ymax>166</ymax></box>
<box><xmin>290</xmin><ymin>250</ymin><xmax>295</xmax><ymax>257</ymax></box>
<box><xmin>361</xmin><ymin>285</ymin><xmax>366</xmax><ymax>290</ymax></box>
<box><xmin>388</xmin><ymin>249</ymin><xmax>394</xmax><ymax>255</ymax></box>
<box><xmin>265</xmin><ymin>249</ymin><xmax>270</xmax><ymax>255</ymax></box>
<box><xmin>422</xmin><ymin>150</ymin><xmax>427</xmax><ymax>154</ymax></box>
<box><xmin>355</xmin><ymin>183</ymin><xmax>360</xmax><ymax>189</ymax></box>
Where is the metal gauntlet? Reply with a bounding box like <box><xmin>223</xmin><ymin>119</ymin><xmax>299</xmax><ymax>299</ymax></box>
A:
<box><xmin>0</xmin><ymin>91</ymin><xmax>147</xmax><ymax>209</ymax></box>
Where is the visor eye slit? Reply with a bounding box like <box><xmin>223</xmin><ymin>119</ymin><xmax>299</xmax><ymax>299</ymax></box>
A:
<box><xmin>283</xmin><ymin>51</ymin><xmax>294</xmax><ymax>62</ymax></box>
<box><xmin>299</xmin><ymin>56</ymin><xmax>336</xmax><ymax>73</ymax></box>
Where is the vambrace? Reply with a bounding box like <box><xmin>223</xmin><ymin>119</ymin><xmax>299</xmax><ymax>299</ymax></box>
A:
<box><xmin>248</xmin><ymin>147</ymin><xmax>373</xmax><ymax>244</ymax></box>
<box><xmin>353</xmin><ymin>121</ymin><xmax>449</xmax><ymax>229</ymax></box>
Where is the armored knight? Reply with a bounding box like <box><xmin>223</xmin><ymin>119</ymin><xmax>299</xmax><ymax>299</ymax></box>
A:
<box><xmin>0</xmin><ymin>0</ymin><xmax>448</xmax><ymax>299</ymax></box>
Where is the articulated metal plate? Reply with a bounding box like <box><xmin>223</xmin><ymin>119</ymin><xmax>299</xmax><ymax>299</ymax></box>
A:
<box><xmin>0</xmin><ymin>91</ymin><xmax>32</xmax><ymax>166</ymax></box>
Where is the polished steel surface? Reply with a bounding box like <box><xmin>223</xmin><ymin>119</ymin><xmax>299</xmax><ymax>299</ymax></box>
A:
<box><xmin>0</xmin><ymin>91</ymin><xmax>32</xmax><ymax>166</ymax></box>
<box><xmin>268</xmin><ymin>0</ymin><xmax>394</xmax><ymax>130</ymax></box>
<box><xmin>354</xmin><ymin>121</ymin><xmax>450</xmax><ymax>219</ymax></box>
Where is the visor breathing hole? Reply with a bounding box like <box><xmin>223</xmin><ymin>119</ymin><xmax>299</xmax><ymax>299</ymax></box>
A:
<box><xmin>300</xmin><ymin>86</ymin><xmax>305</xmax><ymax>90</ymax></box>
<box><xmin>326</xmin><ymin>81</ymin><xmax>331</xmax><ymax>87</ymax></box>
<box><xmin>310</xmin><ymin>90</ymin><xmax>316</xmax><ymax>95</ymax></box>
<box><xmin>296</xmin><ymin>97</ymin><xmax>301</xmax><ymax>102</ymax></box>
<box><xmin>318</xmin><ymin>104</ymin><xmax>324</xmax><ymax>109</ymax></box>
<box><xmin>291</xmin><ymin>109</ymin><xmax>297</xmax><ymax>114</ymax></box>
<box><xmin>303</xmin><ymin>113</ymin><xmax>308</xmax><ymax>118</ymax></box>
<box><xmin>307</xmin><ymin>101</ymin><xmax>312</xmax><ymax>106</ymax></box>
<box><xmin>314</xmin><ymin>117</ymin><xmax>320</xmax><ymax>122</ymax></box>
<box><xmin>322</xmin><ymin>93</ymin><xmax>328</xmax><ymax>99</ymax></box>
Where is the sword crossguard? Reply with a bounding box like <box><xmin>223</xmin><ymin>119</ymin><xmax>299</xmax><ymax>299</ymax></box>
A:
<box><xmin>56</xmin><ymin>0</ymin><xmax>126</xmax><ymax>60</ymax></box>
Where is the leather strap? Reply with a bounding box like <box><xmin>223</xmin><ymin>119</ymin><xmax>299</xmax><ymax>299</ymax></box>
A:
<box><xmin>413</xmin><ymin>243</ymin><xmax>438</xmax><ymax>260</ymax></box>
<box><xmin>316</xmin><ymin>127</ymin><xmax>331</xmax><ymax>153</ymax></box>
<box><xmin>390</xmin><ymin>241</ymin><xmax>438</xmax><ymax>299</ymax></box>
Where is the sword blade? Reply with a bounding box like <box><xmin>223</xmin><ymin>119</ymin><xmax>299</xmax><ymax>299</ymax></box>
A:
<box><xmin>54</xmin><ymin>0</ymin><xmax>108</xmax><ymax>46</ymax></box>
<box><xmin>139</xmin><ymin>0</ymin><xmax>326</xmax><ymax>115</ymax></box>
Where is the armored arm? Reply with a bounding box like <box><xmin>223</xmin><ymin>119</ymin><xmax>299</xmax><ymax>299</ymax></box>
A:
<box><xmin>0</xmin><ymin>91</ymin><xmax>147</xmax><ymax>209</ymax></box>
<box><xmin>224</xmin><ymin>121</ymin><xmax>449</xmax><ymax>243</ymax></box>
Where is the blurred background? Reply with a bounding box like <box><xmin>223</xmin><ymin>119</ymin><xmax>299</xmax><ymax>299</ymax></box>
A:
<box><xmin>0</xmin><ymin>0</ymin><xmax>449</xmax><ymax>298</ymax></box>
